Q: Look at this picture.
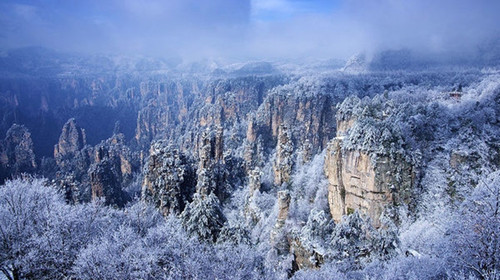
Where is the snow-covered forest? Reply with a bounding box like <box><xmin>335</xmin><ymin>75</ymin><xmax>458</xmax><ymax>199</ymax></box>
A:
<box><xmin>0</xmin><ymin>46</ymin><xmax>499</xmax><ymax>279</ymax></box>
<box><xmin>1</xmin><ymin>0</ymin><xmax>500</xmax><ymax>279</ymax></box>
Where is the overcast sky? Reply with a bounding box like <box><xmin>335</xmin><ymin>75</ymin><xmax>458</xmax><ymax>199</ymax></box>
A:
<box><xmin>0</xmin><ymin>0</ymin><xmax>499</xmax><ymax>60</ymax></box>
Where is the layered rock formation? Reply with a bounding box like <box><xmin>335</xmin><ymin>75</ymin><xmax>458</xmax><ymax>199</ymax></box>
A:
<box><xmin>291</xmin><ymin>210</ymin><xmax>333</xmax><ymax>271</ymax></box>
<box><xmin>174</xmin><ymin>126</ymin><xmax>229</xmax><ymax>243</ymax></box>
<box><xmin>134</xmin><ymin>77</ymin><xmax>279</xmax><ymax>154</ymax></box>
<box><xmin>243</xmin><ymin>82</ymin><xmax>336</xmax><ymax>176</ymax></box>
<box><xmin>250</xmin><ymin>85</ymin><xmax>335</xmax><ymax>150</ymax></box>
<box><xmin>94</xmin><ymin>133</ymin><xmax>138</xmax><ymax>184</ymax></box>
<box><xmin>53</xmin><ymin>119</ymin><xmax>93</xmax><ymax>202</ymax></box>
<box><xmin>134</xmin><ymin>80</ymin><xmax>196</xmax><ymax>148</ymax></box>
<box><xmin>195</xmin><ymin>127</ymin><xmax>229</xmax><ymax>201</ymax></box>
<box><xmin>324</xmin><ymin>115</ymin><xmax>413</xmax><ymax>228</ymax></box>
<box><xmin>244</xmin><ymin>168</ymin><xmax>263</xmax><ymax>223</ymax></box>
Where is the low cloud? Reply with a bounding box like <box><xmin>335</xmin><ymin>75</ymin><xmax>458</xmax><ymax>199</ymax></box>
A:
<box><xmin>0</xmin><ymin>0</ymin><xmax>498</xmax><ymax>61</ymax></box>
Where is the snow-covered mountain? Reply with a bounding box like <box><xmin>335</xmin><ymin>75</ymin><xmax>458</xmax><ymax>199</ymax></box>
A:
<box><xmin>0</xmin><ymin>48</ymin><xmax>499</xmax><ymax>279</ymax></box>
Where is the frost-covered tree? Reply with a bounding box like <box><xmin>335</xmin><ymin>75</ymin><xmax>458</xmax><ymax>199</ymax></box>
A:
<box><xmin>0</xmin><ymin>178</ymin><xmax>70</xmax><ymax>280</ymax></box>
<box><xmin>327</xmin><ymin>211</ymin><xmax>397</xmax><ymax>271</ymax></box>
<box><xmin>78</xmin><ymin>216</ymin><xmax>209</xmax><ymax>280</ymax></box>
<box><xmin>443</xmin><ymin>171</ymin><xmax>500</xmax><ymax>279</ymax></box>
<box><xmin>181</xmin><ymin>192</ymin><xmax>226</xmax><ymax>242</ymax></box>
<box><xmin>217</xmin><ymin>221</ymin><xmax>251</xmax><ymax>245</ymax></box>
<box><xmin>123</xmin><ymin>201</ymin><xmax>164</xmax><ymax>237</ymax></box>
<box><xmin>0</xmin><ymin>178</ymin><xmax>121</xmax><ymax>280</ymax></box>
<box><xmin>292</xmin><ymin>262</ymin><xmax>347</xmax><ymax>280</ymax></box>
<box><xmin>72</xmin><ymin>226</ymin><xmax>152</xmax><ymax>280</ymax></box>
<box><xmin>298</xmin><ymin>209</ymin><xmax>334</xmax><ymax>257</ymax></box>
<box><xmin>212</xmin><ymin>243</ymin><xmax>276</xmax><ymax>279</ymax></box>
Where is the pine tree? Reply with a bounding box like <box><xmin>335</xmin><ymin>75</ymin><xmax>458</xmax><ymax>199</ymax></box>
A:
<box><xmin>181</xmin><ymin>192</ymin><xmax>226</xmax><ymax>243</ymax></box>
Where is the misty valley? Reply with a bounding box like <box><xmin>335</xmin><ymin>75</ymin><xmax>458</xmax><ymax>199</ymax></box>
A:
<box><xmin>0</xmin><ymin>47</ymin><xmax>498</xmax><ymax>280</ymax></box>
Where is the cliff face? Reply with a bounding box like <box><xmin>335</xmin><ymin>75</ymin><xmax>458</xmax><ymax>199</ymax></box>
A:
<box><xmin>246</xmin><ymin>88</ymin><xmax>336</xmax><ymax>152</ymax></box>
<box><xmin>324</xmin><ymin>119</ymin><xmax>414</xmax><ymax>228</ymax></box>
<box><xmin>141</xmin><ymin>141</ymin><xmax>195</xmax><ymax>215</ymax></box>
<box><xmin>273</xmin><ymin>124</ymin><xmax>294</xmax><ymax>186</ymax></box>
<box><xmin>244</xmin><ymin>83</ymin><xmax>336</xmax><ymax>177</ymax></box>
<box><xmin>94</xmin><ymin>133</ymin><xmax>138</xmax><ymax>183</ymax></box>
<box><xmin>89</xmin><ymin>133</ymin><xmax>138</xmax><ymax>206</ymax></box>
<box><xmin>89</xmin><ymin>158</ymin><xmax>129</xmax><ymax>207</ymax></box>
<box><xmin>0</xmin><ymin>68</ymin><xmax>141</xmax><ymax>159</ymax></box>
<box><xmin>0</xmin><ymin>124</ymin><xmax>37</xmax><ymax>182</ymax></box>
<box><xmin>134</xmin><ymin>81</ymin><xmax>198</xmax><ymax>149</ymax></box>
<box><xmin>135</xmin><ymin>77</ymin><xmax>279</xmax><ymax>155</ymax></box>
<box><xmin>270</xmin><ymin>190</ymin><xmax>291</xmax><ymax>254</ymax></box>
<box><xmin>52</xmin><ymin>118</ymin><xmax>139</xmax><ymax>205</ymax></box>
<box><xmin>195</xmin><ymin>127</ymin><xmax>232</xmax><ymax>201</ymax></box>
<box><xmin>325</xmin><ymin>139</ymin><xmax>394</xmax><ymax>227</ymax></box>
<box><xmin>53</xmin><ymin>118</ymin><xmax>92</xmax><ymax>202</ymax></box>
<box><xmin>54</xmin><ymin>118</ymin><xmax>87</xmax><ymax>167</ymax></box>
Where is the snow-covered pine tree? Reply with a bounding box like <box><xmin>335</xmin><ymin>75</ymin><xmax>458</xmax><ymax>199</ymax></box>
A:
<box><xmin>181</xmin><ymin>192</ymin><xmax>226</xmax><ymax>243</ymax></box>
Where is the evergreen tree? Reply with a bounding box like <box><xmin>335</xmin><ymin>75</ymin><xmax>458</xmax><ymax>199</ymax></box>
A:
<box><xmin>181</xmin><ymin>192</ymin><xmax>226</xmax><ymax>243</ymax></box>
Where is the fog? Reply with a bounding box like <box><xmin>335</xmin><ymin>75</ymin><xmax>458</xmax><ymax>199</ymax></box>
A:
<box><xmin>0</xmin><ymin>0</ymin><xmax>499</xmax><ymax>61</ymax></box>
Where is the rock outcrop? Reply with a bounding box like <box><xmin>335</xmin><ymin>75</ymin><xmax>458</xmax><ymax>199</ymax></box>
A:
<box><xmin>291</xmin><ymin>209</ymin><xmax>333</xmax><ymax>271</ymax></box>
<box><xmin>94</xmin><ymin>133</ymin><xmax>138</xmax><ymax>186</ymax></box>
<box><xmin>54</xmin><ymin>118</ymin><xmax>87</xmax><ymax>167</ymax></box>
<box><xmin>243</xmin><ymin>136</ymin><xmax>265</xmax><ymax>173</ymax></box>
<box><xmin>88</xmin><ymin>133</ymin><xmax>138</xmax><ymax>206</ymax></box>
<box><xmin>0</xmin><ymin>124</ymin><xmax>37</xmax><ymax>182</ymax></box>
<box><xmin>53</xmin><ymin>118</ymin><xmax>93</xmax><ymax>202</ymax></box>
<box><xmin>89</xmin><ymin>158</ymin><xmax>130</xmax><ymax>207</ymax></box>
<box><xmin>243</xmin><ymin>82</ymin><xmax>336</xmax><ymax>174</ymax></box>
<box><xmin>194</xmin><ymin>127</ymin><xmax>229</xmax><ymax>200</ymax></box>
<box><xmin>248</xmin><ymin>168</ymin><xmax>262</xmax><ymax>196</ymax></box>
<box><xmin>270</xmin><ymin>190</ymin><xmax>291</xmax><ymax>254</ymax></box>
<box><xmin>244</xmin><ymin>168</ymin><xmax>263</xmax><ymax>223</ymax></box>
<box><xmin>134</xmin><ymin>80</ymin><xmax>199</xmax><ymax>150</ymax></box>
<box><xmin>273</xmin><ymin>124</ymin><xmax>294</xmax><ymax>186</ymax></box>
<box><xmin>142</xmin><ymin>141</ymin><xmax>195</xmax><ymax>215</ymax></box>
<box><xmin>275</xmin><ymin>190</ymin><xmax>291</xmax><ymax>227</ymax></box>
<box><xmin>324</xmin><ymin>116</ymin><xmax>413</xmax><ymax>228</ymax></box>
<box><xmin>52</xmin><ymin>119</ymin><xmax>138</xmax><ymax>205</ymax></box>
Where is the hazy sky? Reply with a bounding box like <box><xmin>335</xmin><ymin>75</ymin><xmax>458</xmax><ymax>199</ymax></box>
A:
<box><xmin>0</xmin><ymin>0</ymin><xmax>499</xmax><ymax>60</ymax></box>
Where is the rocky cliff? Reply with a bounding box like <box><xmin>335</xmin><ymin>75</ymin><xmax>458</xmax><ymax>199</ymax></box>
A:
<box><xmin>324</xmin><ymin>101</ymin><xmax>414</xmax><ymax>227</ymax></box>
<box><xmin>2</xmin><ymin>49</ymin><xmax>497</xmax><ymax>277</ymax></box>
<box><xmin>270</xmin><ymin>190</ymin><xmax>291</xmax><ymax>254</ymax></box>
<box><xmin>89</xmin><ymin>133</ymin><xmax>138</xmax><ymax>206</ymax></box>
<box><xmin>141</xmin><ymin>141</ymin><xmax>196</xmax><ymax>215</ymax></box>
<box><xmin>52</xmin><ymin>118</ymin><xmax>139</xmax><ymax>205</ymax></box>
<box><xmin>54</xmin><ymin>118</ymin><xmax>87</xmax><ymax>167</ymax></box>
<box><xmin>0</xmin><ymin>124</ymin><xmax>37</xmax><ymax>182</ymax></box>
<box><xmin>89</xmin><ymin>158</ymin><xmax>130</xmax><ymax>207</ymax></box>
<box><xmin>244</xmin><ymin>80</ymin><xmax>336</xmax><ymax>177</ymax></box>
<box><xmin>273</xmin><ymin>124</ymin><xmax>294</xmax><ymax>186</ymax></box>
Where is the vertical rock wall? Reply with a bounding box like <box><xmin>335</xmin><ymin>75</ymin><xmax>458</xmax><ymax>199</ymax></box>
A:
<box><xmin>324</xmin><ymin>120</ymin><xmax>413</xmax><ymax>228</ymax></box>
